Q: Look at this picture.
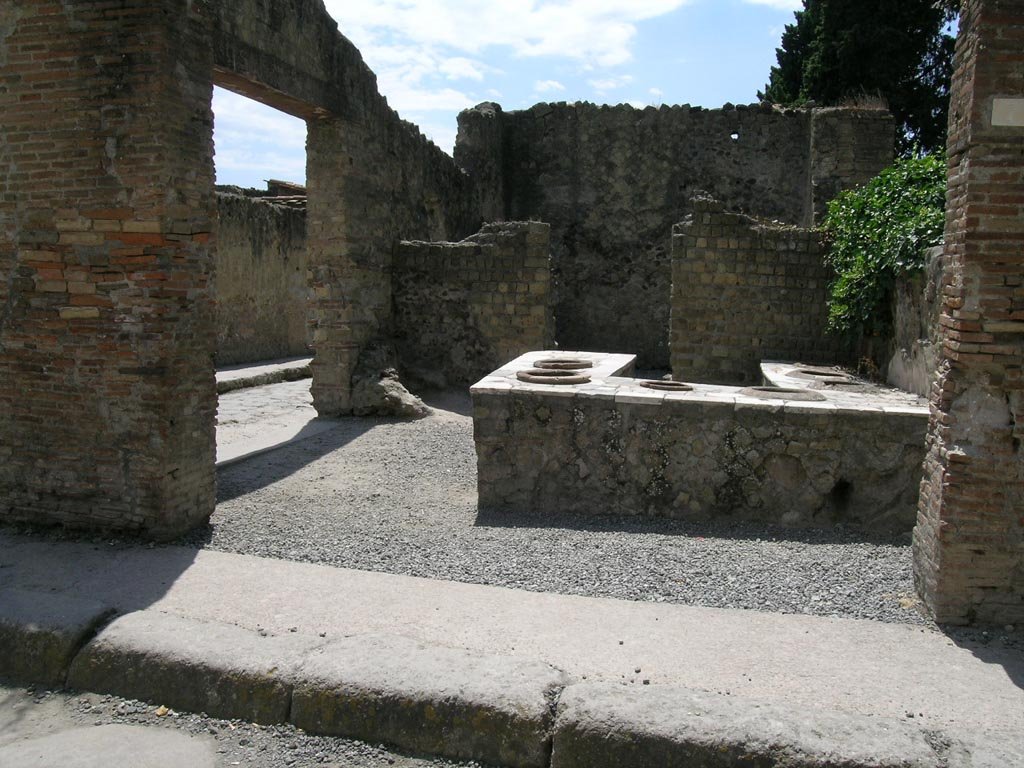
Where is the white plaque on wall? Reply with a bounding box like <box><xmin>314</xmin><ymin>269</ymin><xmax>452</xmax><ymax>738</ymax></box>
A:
<box><xmin>992</xmin><ymin>98</ymin><xmax>1024</xmax><ymax>127</ymax></box>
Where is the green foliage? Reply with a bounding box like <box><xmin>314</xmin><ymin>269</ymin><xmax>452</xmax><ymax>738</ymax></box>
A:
<box><xmin>761</xmin><ymin>0</ymin><xmax>958</xmax><ymax>155</ymax></box>
<box><xmin>822</xmin><ymin>154</ymin><xmax>946</xmax><ymax>335</ymax></box>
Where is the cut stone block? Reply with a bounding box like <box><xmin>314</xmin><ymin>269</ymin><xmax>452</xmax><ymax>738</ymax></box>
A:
<box><xmin>291</xmin><ymin>633</ymin><xmax>567</xmax><ymax>768</ymax></box>
<box><xmin>0</xmin><ymin>724</ymin><xmax>217</xmax><ymax>768</ymax></box>
<box><xmin>67</xmin><ymin>610</ymin><xmax>319</xmax><ymax>724</ymax></box>
<box><xmin>0</xmin><ymin>588</ymin><xmax>113</xmax><ymax>687</ymax></box>
<box><xmin>551</xmin><ymin>683</ymin><xmax>939</xmax><ymax>768</ymax></box>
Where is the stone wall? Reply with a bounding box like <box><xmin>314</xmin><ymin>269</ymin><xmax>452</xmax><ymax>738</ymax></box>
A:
<box><xmin>914</xmin><ymin>0</ymin><xmax>1024</xmax><ymax>625</ymax></box>
<box><xmin>215</xmin><ymin>193</ymin><xmax>310</xmax><ymax>365</ymax></box>
<box><xmin>472</xmin><ymin>355</ymin><xmax>926</xmax><ymax>534</ymax></box>
<box><xmin>393</xmin><ymin>223</ymin><xmax>554</xmax><ymax>387</ymax></box>
<box><xmin>0</xmin><ymin>0</ymin><xmax>217</xmax><ymax>538</ymax></box>
<box><xmin>457</xmin><ymin>102</ymin><xmax>893</xmax><ymax>367</ymax></box>
<box><xmin>670</xmin><ymin>199</ymin><xmax>849</xmax><ymax>384</ymax></box>
<box><xmin>208</xmin><ymin>0</ymin><xmax>483</xmax><ymax>415</ymax></box>
<box><xmin>0</xmin><ymin>0</ymin><xmax>483</xmax><ymax>538</ymax></box>
<box><xmin>885</xmin><ymin>247</ymin><xmax>944</xmax><ymax>396</ymax></box>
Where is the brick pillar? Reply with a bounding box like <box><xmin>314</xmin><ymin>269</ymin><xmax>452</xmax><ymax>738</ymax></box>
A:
<box><xmin>914</xmin><ymin>0</ymin><xmax>1024</xmax><ymax>624</ymax></box>
<box><xmin>306</xmin><ymin>116</ymin><xmax>394</xmax><ymax>416</ymax></box>
<box><xmin>0</xmin><ymin>1</ymin><xmax>217</xmax><ymax>538</ymax></box>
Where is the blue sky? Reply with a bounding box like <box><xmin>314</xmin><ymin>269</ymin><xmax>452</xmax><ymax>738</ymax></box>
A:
<box><xmin>212</xmin><ymin>0</ymin><xmax>802</xmax><ymax>188</ymax></box>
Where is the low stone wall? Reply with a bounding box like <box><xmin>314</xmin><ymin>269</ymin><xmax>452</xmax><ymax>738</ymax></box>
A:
<box><xmin>473</xmin><ymin>353</ymin><xmax>927</xmax><ymax>533</ymax></box>
<box><xmin>670</xmin><ymin>199</ymin><xmax>850</xmax><ymax>384</ymax></box>
<box><xmin>215</xmin><ymin>193</ymin><xmax>311</xmax><ymax>365</ymax></box>
<box><xmin>392</xmin><ymin>223</ymin><xmax>555</xmax><ymax>388</ymax></box>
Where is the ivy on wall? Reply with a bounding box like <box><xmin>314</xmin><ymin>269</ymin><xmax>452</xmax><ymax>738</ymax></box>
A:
<box><xmin>822</xmin><ymin>154</ymin><xmax>947</xmax><ymax>336</ymax></box>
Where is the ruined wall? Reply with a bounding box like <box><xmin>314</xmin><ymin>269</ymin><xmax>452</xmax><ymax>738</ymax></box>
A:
<box><xmin>393</xmin><ymin>223</ymin><xmax>554</xmax><ymax>388</ymax></box>
<box><xmin>215</xmin><ymin>193</ymin><xmax>310</xmax><ymax>365</ymax></box>
<box><xmin>0</xmin><ymin>0</ymin><xmax>217</xmax><ymax>538</ymax></box>
<box><xmin>886</xmin><ymin>247</ymin><xmax>944</xmax><ymax>396</ymax></box>
<box><xmin>457</xmin><ymin>102</ymin><xmax>893</xmax><ymax>368</ymax></box>
<box><xmin>210</xmin><ymin>0</ymin><xmax>481</xmax><ymax>415</ymax></box>
<box><xmin>0</xmin><ymin>0</ymin><xmax>486</xmax><ymax>538</ymax></box>
<box><xmin>670</xmin><ymin>200</ymin><xmax>849</xmax><ymax>384</ymax></box>
<box><xmin>915</xmin><ymin>0</ymin><xmax>1024</xmax><ymax>625</ymax></box>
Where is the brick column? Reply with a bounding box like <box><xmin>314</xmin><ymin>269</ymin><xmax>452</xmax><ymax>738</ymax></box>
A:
<box><xmin>914</xmin><ymin>0</ymin><xmax>1024</xmax><ymax>624</ymax></box>
<box><xmin>0</xmin><ymin>1</ymin><xmax>217</xmax><ymax>538</ymax></box>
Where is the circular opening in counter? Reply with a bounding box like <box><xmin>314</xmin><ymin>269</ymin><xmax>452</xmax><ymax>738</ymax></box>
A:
<box><xmin>791</xmin><ymin>367</ymin><xmax>854</xmax><ymax>383</ymax></box>
<box><xmin>534</xmin><ymin>357</ymin><xmax>594</xmax><ymax>370</ymax></box>
<box><xmin>739</xmin><ymin>386</ymin><xmax>827</xmax><ymax>402</ymax></box>
<box><xmin>638</xmin><ymin>380</ymin><xmax>693</xmax><ymax>392</ymax></box>
<box><xmin>517</xmin><ymin>369</ymin><xmax>591</xmax><ymax>385</ymax></box>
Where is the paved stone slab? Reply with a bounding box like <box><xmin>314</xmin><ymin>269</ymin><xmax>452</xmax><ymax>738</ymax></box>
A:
<box><xmin>944</xmin><ymin>729</ymin><xmax>1024</xmax><ymax>768</ymax></box>
<box><xmin>551</xmin><ymin>682</ymin><xmax>940</xmax><ymax>768</ymax></box>
<box><xmin>292</xmin><ymin>633</ymin><xmax>567</xmax><ymax>768</ymax></box>
<box><xmin>68</xmin><ymin>610</ymin><xmax>320</xmax><ymax>724</ymax></box>
<box><xmin>216</xmin><ymin>356</ymin><xmax>313</xmax><ymax>394</ymax></box>
<box><xmin>0</xmin><ymin>724</ymin><xmax>216</xmax><ymax>768</ymax></box>
<box><xmin>2</xmin><ymin>536</ymin><xmax>1021</xmax><ymax>756</ymax></box>
<box><xmin>0</xmin><ymin>588</ymin><xmax>112</xmax><ymax>687</ymax></box>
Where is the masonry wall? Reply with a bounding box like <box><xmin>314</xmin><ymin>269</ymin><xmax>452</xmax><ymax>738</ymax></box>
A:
<box><xmin>393</xmin><ymin>223</ymin><xmax>554</xmax><ymax>387</ymax></box>
<box><xmin>457</xmin><ymin>102</ymin><xmax>893</xmax><ymax>367</ymax></box>
<box><xmin>0</xmin><ymin>0</ymin><xmax>217</xmax><ymax>538</ymax></box>
<box><xmin>670</xmin><ymin>200</ymin><xmax>849</xmax><ymax>384</ymax></box>
<box><xmin>208</xmin><ymin>0</ymin><xmax>482</xmax><ymax>416</ymax></box>
<box><xmin>914</xmin><ymin>0</ymin><xmax>1024</xmax><ymax>625</ymax></box>
<box><xmin>215</xmin><ymin>194</ymin><xmax>310</xmax><ymax>365</ymax></box>
<box><xmin>473</xmin><ymin>385</ymin><xmax>925</xmax><ymax>534</ymax></box>
<box><xmin>886</xmin><ymin>247</ymin><xmax>944</xmax><ymax>396</ymax></box>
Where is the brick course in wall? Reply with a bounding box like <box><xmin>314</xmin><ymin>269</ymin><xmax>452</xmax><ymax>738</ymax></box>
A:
<box><xmin>670</xmin><ymin>199</ymin><xmax>849</xmax><ymax>384</ymax></box>
<box><xmin>457</xmin><ymin>102</ymin><xmax>893</xmax><ymax>368</ymax></box>
<box><xmin>0</xmin><ymin>0</ymin><xmax>217</xmax><ymax>538</ymax></box>
<box><xmin>914</xmin><ymin>0</ymin><xmax>1024</xmax><ymax>625</ymax></box>
<box><xmin>393</xmin><ymin>223</ymin><xmax>554</xmax><ymax>387</ymax></box>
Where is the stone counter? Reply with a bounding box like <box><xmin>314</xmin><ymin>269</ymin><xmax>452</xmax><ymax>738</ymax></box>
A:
<box><xmin>472</xmin><ymin>352</ymin><xmax>928</xmax><ymax>533</ymax></box>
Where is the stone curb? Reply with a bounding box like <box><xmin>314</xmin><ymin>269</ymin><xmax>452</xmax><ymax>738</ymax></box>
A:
<box><xmin>291</xmin><ymin>633</ymin><xmax>567</xmax><ymax>768</ymax></box>
<box><xmin>67</xmin><ymin>610</ymin><xmax>321</xmax><ymax>725</ymax></box>
<box><xmin>0</xmin><ymin>588</ymin><xmax>113</xmax><ymax>688</ymax></box>
<box><xmin>2</xmin><ymin>602</ymin><xmax>1012</xmax><ymax>768</ymax></box>
<box><xmin>550</xmin><ymin>682</ymin><xmax>940</xmax><ymax>768</ymax></box>
<box><xmin>60</xmin><ymin>609</ymin><xmax>566</xmax><ymax>767</ymax></box>
<box><xmin>216</xmin><ymin>363</ymin><xmax>311</xmax><ymax>395</ymax></box>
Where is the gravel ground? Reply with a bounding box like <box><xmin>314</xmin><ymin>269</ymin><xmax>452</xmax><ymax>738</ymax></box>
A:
<box><xmin>7</xmin><ymin>379</ymin><xmax>1020</xmax><ymax>650</ymax></box>
<box><xmin>180</xmin><ymin>380</ymin><xmax>933</xmax><ymax>626</ymax></box>
<box><xmin>0</xmin><ymin>683</ymin><xmax>476</xmax><ymax>768</ymax></box>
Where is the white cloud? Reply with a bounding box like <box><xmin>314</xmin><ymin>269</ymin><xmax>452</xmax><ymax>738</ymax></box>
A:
<box><xmin>323</xmin><ymin>0</ymin><xmax>692</xmax><ymax>69</ymax></box>
<box><xmin>589</xmin><ymin>74</ymin><xmax>634</xmax><ymax>94</ymax></box>
<box><xmin>742</xmin><ymin>0</ymin><xmax>801</xmax><ymax>11</ymax></box>
<box><xmin>212</xmin><ymin>87</ymin><xmax>307</xmax><ymax>185</ymax></box>
<box><xmin>649</xmin><ymin>87</ymin><xmax>664</xmax><ymax>98</ymax></box>
<box><xmin>439</xmin><ymin>56</ymin><xmax>487</xmax><ymax>81</ymax></box>
<box><xmin>212</xmin><ymin>88</ymin><xmax>306</xmax><ymax>151</ymax></box>
<box><xmin>535</xmin><ymin>79</ymin><xmax>567</xmax><ymax>93</ymax></box>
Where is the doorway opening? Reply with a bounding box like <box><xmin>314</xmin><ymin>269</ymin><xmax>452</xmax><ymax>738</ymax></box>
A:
<box><xmin>211</xmin><ymin>86</ymin><xmax>316</xmax><ymax>466</ymax></box>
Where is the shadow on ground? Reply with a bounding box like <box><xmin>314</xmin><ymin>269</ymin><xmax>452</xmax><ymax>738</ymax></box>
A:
<box><xmin>945</xmin><ymin>626</ymin><xmax>1024</xmax><ymax>691</ymax></box>
<box><xmin>473</xmin><ymin>505</ymin><xmax>914</xmax><ymax>548</ymax></box>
